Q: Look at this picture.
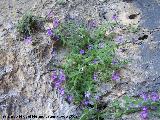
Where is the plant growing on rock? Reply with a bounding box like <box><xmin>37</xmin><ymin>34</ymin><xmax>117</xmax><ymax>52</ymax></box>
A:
<box><xmin>101</xmin><ymin>92</ymin><xmax>160</xmax><ymax>119</ymax></box>
<box><xmin>49</xmin><ymin>19</ymin><xmax>127</xmax><ymax>119</ymax></box>
<box><xmin>17</xmin><ymin>12</ymin><xmax>44</xmax><ymax>38</ymax></box>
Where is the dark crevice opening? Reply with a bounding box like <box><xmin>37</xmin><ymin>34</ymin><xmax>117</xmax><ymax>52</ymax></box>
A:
<box><xmin>123</xmin><ymin>0</ymin><xmax>133</xmax><ymax>3</ymax></box>
<box><xmin>138</xmin><ymin>35</ymin><xmax>148</xmax><ymax>40</ymax></box>
<box><xmin>128</xmin><ymin>14</ymin><xmax>138</xmax><ymax>19</ymax></box>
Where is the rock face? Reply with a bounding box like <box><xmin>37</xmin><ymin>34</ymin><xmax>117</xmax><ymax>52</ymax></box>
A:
<box><xmin>0</xmin><ymin>0</ymin><xmax>160</xmax><ymax>120</ymax></box>
<box><xmin>0</xmin><ymin>28</ymin><xmax>56</xmax><ymax>118</ymax></box>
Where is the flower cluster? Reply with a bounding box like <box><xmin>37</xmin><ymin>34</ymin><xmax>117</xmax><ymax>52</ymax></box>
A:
<box><xmin>83</xmin><ymin>91</ymin><xmax>94</xmax><ymax>106</ymax></box>
<box><xmin>140</xmin><ymin>106</ymin><xmax>148</xmax><ymax>119</ymax></box>
<box><xmin>51</xmin><ymin>69</ymin><xmax>66</xmax><ymax>95</ymax></box>
<box><xmin>46</xmin><ymin>17</ymin><xmax>60</xmax><ymax>38</ymax></box>
<box><xmin>140</xmin><ymin>92</ymin><xmax>159</xmax><ymax>102</ymax></box>
<box><xmin>139</xmin><ymin>92</ymin><xmax>159</xmax><ymax>119</ymax></box>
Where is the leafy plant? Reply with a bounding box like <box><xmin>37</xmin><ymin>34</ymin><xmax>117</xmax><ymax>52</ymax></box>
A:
<box><xmin>17</xmin><ymin>12</ymin><xmax>44</xmax><ymax>37</ymax></box>
<box><xmin>49</xmin><ymin>20</ymin><xmax>126</xmax><ymax>120</ymax></box>
<box><xmin>101</xmin><ymin>95</ymin><xmax>160</xmax><ymax>119</ymax></box>
<box><xmin>54</xmin><ymin>21</ymin><xmax>120</xmax><ymax>104</ymax></box>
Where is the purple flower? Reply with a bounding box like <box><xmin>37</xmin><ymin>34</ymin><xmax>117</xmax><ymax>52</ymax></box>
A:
<box><xmin>112</xmin><ymin>71</ymin><xmax>120</xmax><ymax>81</ymax></box>
<box><xmin>140</xmin><ymin>111</ymin><xmax>148</xmax><ymax>119</ymax></box>
<box><xmin>112</xmin><ymin>14</ymin><xmax>118</xmax><ymax>20</ymax></box>
<box><xmin>140</xmin><ymin>93</ymin><xmax>148</xmax><ymax>101</ymax></box>
<box><xmin>66</xmin><ymin>95</ymin><xmax>73</xmax><ymax>103</ymax></box>
<box><xmin>59</xmin><ymin>71</ymin><xmax>66</xmax><ymax>82</ymax></box>
<box><xmin>85</xmin><ymin>91</ymin><xmax>91</xmax><ymax>98</ymax></box>
<box><xmin>89</xmin><ymin>100</ymin><xmax>94</xmax><ymax>105</ymax></box>
<box><xmin>88</xmin><ymin>19</ymin><xmax>97</xmax><ymax>28</ymax></box>
<box><xmin>59</xmin><ymin>87</ymin><xmax>65</xmax><ymax>95</ymax></box>
<box><xmin>83</xmin><ymin>100</ymin><xmax>89</xmax><ymax>106</ymax></box>
<box><xmin>53</xmin><ymin>17</ymin><xmax>59</xmax><ymax>28</ymax></box>
<box><xmin>54</xmin><ymin>81</ymin><xmax>61</xmax><ymax>89</ymax></box>
<box><xmin>93</xmin><ymin>73</ymin><xmax>97</xmax><ymax>80</ymax></box>
<box><xmin>150</xmin><ymin>92</ymin><xmax>159</xmax><ymax>102</ymax></box>
<box><xmin>142</xmin><ymin>106</ymin><xmax>148</xmax><ymax>111</ymax></box>
<box><xmin>47</xmin><ymin>11</ymin><xmax>54</xmax><ymax>18</ymax></box>
<box><xmin>47</xmin><ymin>28</ymin><xmax>53</xmax><ymax>36</ymax></box>
<box><xmin>93</xmin><ymin>59</ymin><xmax>98</xmax><ymax>64</ymax></box>
<box><xmin>53</xmin><ymin>35</ymin><xmax>60</xmax><ymax>41</ymax></box>
<box><xmin>24</xmin><ymin>36</ymin><xmax>32</xmax><ymax>44</ymax></box>
<box><xmin>99</xmin><ymin>42</ymin><xmax>105</xmax><ymax>48</ymax></box>
<box><xmin>51</xmin><ymin>47</ymin><xmax>57</xmax><ymax>55</ymax></box>
<box><xmin>111</xmin><ymin>60</ymin><xmax>118</xmax><ymax>65</ymax></box>
<box><xmin>132</xmin><ymin>38</ymin><xmax>138</xmax><ymax>43</ymax></box>
<box><xmin>151</xmin><ymin>106</ymin><xmax>157</xmax><ymax>110</ymax></box>
<box><xmin>80</xmin><ymin>49</ymin><xmax>85</xmax><ymax>54</ymax></box>
<box><xmin>115</xmin><ymin>36</ymin><xmax>124</xmax><ymax>44</ymax></box>
<box><xmin>94</xmin><ymin>95</ymin><xmax>100</xmax><ymax>100</ymax></box>
<box><xmin>87</xmin><ymin>45</ymin><xmax>92</xmax><ymax>50</ymax></box>
<box><xmin>52</xmin><ymin>74</ymin><xmax>58</xmax><ymax>80</ymax></box>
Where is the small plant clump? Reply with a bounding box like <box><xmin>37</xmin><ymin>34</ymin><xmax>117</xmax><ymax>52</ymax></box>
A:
<box><xmin>48</xmin><ymin>19</ymin><xmax>127</xmax><ymax>119</ymax></box>
<box><xmin>17</xmin><ymin>12</ymin><xmax>44</xmax><ymax>38</ymax></box>
<box><xmin>102</xmin><ymin>92</ymin><xmax>160</xmax><ymax>119</ymax></box>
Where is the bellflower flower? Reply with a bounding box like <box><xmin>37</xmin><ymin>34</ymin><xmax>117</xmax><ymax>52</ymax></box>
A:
<box><xmin>111</xmin><ymin>60</ymin><xmax>118</xmax><ymax>65</ymax></box>
<box><xmin>93</xmin><ymin>59</ymin><xmax>99</xmax><ymax>64</ymax></box>
<box><xmin>112</xmin><ymin>14</ymin><xmax>118</xmax><ymax>20</ymax></box>
<box><xmin>59</xmin><ymin>87</ymin><xmax>65</xmax><ymax>95</ymax></box>
<box><xmin>66</xmin><ymin>95</ymin><xmax>73</xmax><ymax>103</ymax></box>
<box><xmin>87</xmin><ymin>44</ymin><xmax>92</xmax><ymax>50</ymax></box>
<box><xmin>47</xmin><ymin>11</ymin><xmax>54</xmax><ymax>18</ymax></box>
<box><xmin>140</xmin><ymin>111</ymin><xmax>148</xmax><ymax>119</ymax></box>
<box><xmin>59</xmin><ymin>71</ymin><xmax>66</xmax><ymax>82</ymax></box>
<box><xmin>47</xmin><ymin>28</ymin><xmax>53</xmax><ymax>36</ymax></box>
<box><xmin>24</xmin><ymin>36</ymin><xmax>32</xmax><ymax>44</ymax></box>
<box><xmin>84</xmin><ymin>100</ymin><xmax>89</xmax><ymax>106</ymax></box>
<box><xmin>53</xmin><ymin>17</ymin><xmax>59</xmax><ymax>28</ymax></box>
<box><xmin>85</xmin><ymin>91</ymin><xmax>91</xmax><ymax>98</ymax></box>
<box><xmin>51</xmin><ymin>47</ymin><xmax>57</xmax><ymax>56</ymax></box>
<box><xmin>142</xmin><ymin>106</ymin><xmax>148</xmax><ymax>111</ymax></box>
<box><xmin>95</xmin><ymin>95</ymin><xmax>100</xmax><ymax>100</ymax></box>
<box><xmin>112</xmin><ymin>71</ymin><xmax>120</xmax><ymax>81</ymax></box>
<box><xmin>93</xmin><ymin>72</ymin><xmax>98</xmax><ymax>80</ymax></box>
<box><xmin>88</xmin><ymin>19</ymin><xmax>97</xmax><ymax>28</ymax></box>
<box><xmin>52</xmin><ymin>74</ymin><xmax>58</xmax><ymax>80</ymax></box>
<box><xmin>140</xmin><ymin>92</ymin><xmax>148</xmax><ymax>101</ymax></box>
<box><xmin>80</xmin><ymin>49</ymin><xmax>85</xmax><ymax>54</ymax></box>
<box><xmin>54</xmin><ymin>81</ymin><xmax>61</xmax><ymax>89</ymax></box>
<box><xmin>53</xmin><ymin>35</ymin><xmax>60</xmax><ymax>41</ymax></box>
<box><xmin>151</xmin><ymin>106</ymin><xmax>157</xmax><ymax>110</ymax></box>
<box><xmin>150</xmin><ymin>92</ymin><xmax>159</xmax><ymax>102</ymax></box>
<box><xmin>99</xmin><ymin>42</ymin><xmax>105</xmax><ymax>48</ymax></box>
